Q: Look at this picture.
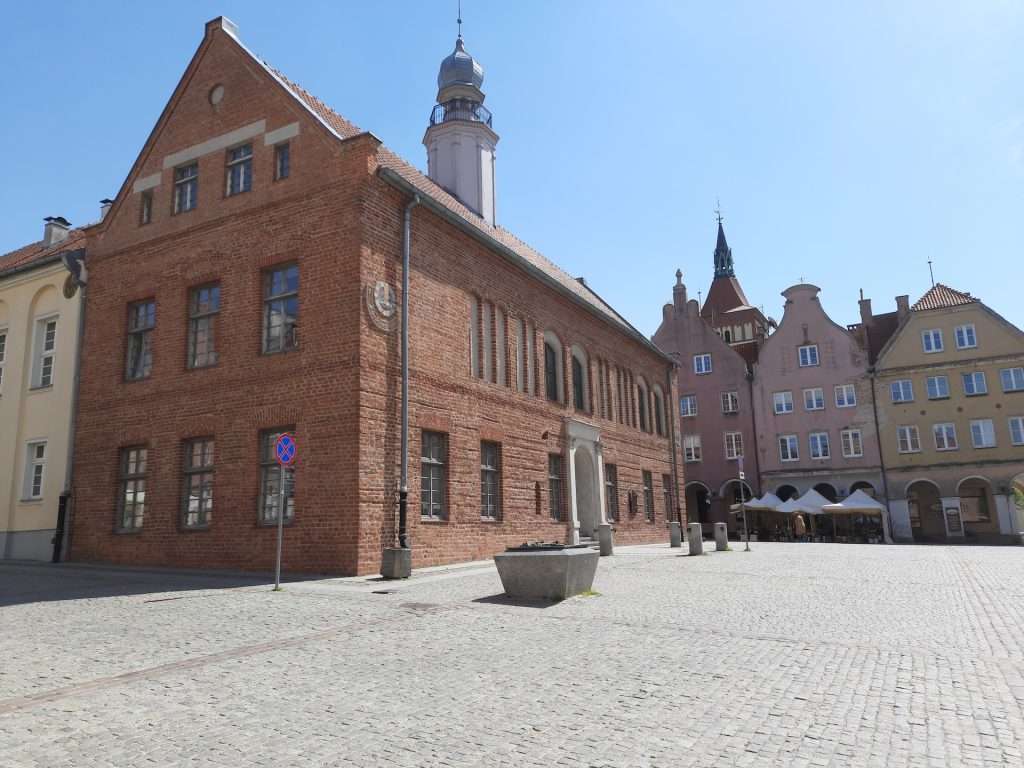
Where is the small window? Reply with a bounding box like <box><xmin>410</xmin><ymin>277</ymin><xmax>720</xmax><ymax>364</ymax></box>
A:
<box><xmin>803</xmin><ymin>387</ymin><xmax>825</xmax><ymax>411</ymax></box>
<box><xmin>680</xmin><ymin>394</ymin><xmax>697</xmax><ymax>417</ymax></box>
<box><xmin>841</xmin><ymin>429</ymin><xmax>863</xmax><ymax>458</ymax></box>
<box><xmin>1001</xmin><ymin>367</ymin><xmax>1024</xmax><ymax>393</ymax></box>
<box><xmin>480</xmin><ymin>441</ymin><xmax>501</xmax><ymax>520</ymax></box>
<box><xmin>642</xmin><ymin>470</ymin><xmax>654</xmax><ymax>522</ymax></box>
<box><xmin>724</xmin><ymin>431</ymin><xmax>743</xmax><ymax>460</ymax></box>
<box><xmin>927</xmin><ymin>375</ymin><xmax>950</xmax><ymax>399</ymax></box>
<box><xmin>548</xmin><ymin>453</ymin><xmax>564</xmax><ymax>521</ymax></box>
<box><xmin>798</xmin><ymin>344</ymin><xmax>819</xmax><ymax>367</ymax></box>
<box><xmin>188</xmin><ymin>284</ymin><xmax>221</xmax><ymax>368</ymax></box>
<box><xmin>604</xmin><ymin>463</ymin><xmax>619</xmax><ymax>522</ymax></box>
<box><xmin>809</xmin><ymin>432</ymin><xmax>830</xmax><ymax>460</ymax></box>
<box><xmin>225</xmin><ymin>143</ymin><xmax>253</xmax><ymax>196</ymax></box>
<box><xmin>117</xmin><ymin>447</ymin><xmax>147</xmax><ymax>531</ymax></box>
<box><xmin>32</xmin><ymin>317</ymin><xmax>58</xmax><ymax>388</ymax></box>
<box><xmin>721</xmin><ymin>391</ymin><xmax>739</xmax><ymax>414</ymax></box>
<box><xmin>834</xmin><ymin>384</ymin><xmax>856</xmax><ymax>408</ymax></box>
<box><xmin>173</xmin><ymin>163</ymin><xmax>198</xmax><ymax>213</ymax></box>
<box><xmin>773</xmin><ymin>391</ymin><xmax>794</xmax><ymax>414</ymax></box>
<box><xmin>126</xmin><ymin>300</ymin><xmax>155</xmax><ymax>380</ymax></box>
<box><xmin>274</xmin><ymin>142</ymin><xmax>290</xmax><ymax>181</ymax></box>
<box><xmin>897</xmin><ymin>425</ymin><xmax>921</xmax><ymax>454</ymax></box>
<box><xmin>779</xmin><ymin>435</ymin><xmax>799</xmax><ymax>462</ymax></box>
<box><xmin>0</xmin><ymin>328</ymin><xmax>6</xmax><ymax>393</ymax></box>
<box><xmin>182</xmin><ymin>437</ymin><xmax>215</xmax><ymax>528</ymax></box>
<box><xmin>421</xmin><ymin>431</ymin><xmax>448</xmax><ymax>520</ymax></box>
<box><xmin>1009</xmin><ymin>416</ymin><xmax>1024</xmax><ymax>446</ymax></box>
<box><xmin>140</xmin><ymin>190</ymin><xmax>153</xmax><ymax>225</ymax></box>
<box><xmin>693</xmin><ymin>353</ymin><xmax>712</xmax><ymax>375</ymax></box>
<box><xmin>921</xmin><ymin>329</ymin><xmax>943</xmax><ymax>353</ymax></box>
<box><xmin>890</xmin><ymin>380</ymin><xmax>914</xmax><ymax>403</ymax></box>
<box><xmin>24</xmin><ymin>441</ymin><xmax>46</xmax><ymax>499</ymax></box>
<box><xmin>962</xmin><ymin>371</ymin><xmax>987</xmax><ymax>396</ymax></box>
<box><xmin>933</xmin><ymin>423</ymin><xmax>958</xmax><ymax>451</ymax></box>
<box><xmin>259</xmin><ymin>428</ymin><xmax>296</xmax><ymax>524</ymax></box>
<box><xmin>954</xmin><ymin>324</ymin><xmax>976</xmax><ymax>350</ymax></box>
<box><xmin>263</xmin><ymin>264</ymin><xmax>299</xmax><ymax>353</ymax></box>
<box><xmin>683</xmin><ymin>434</ymin><xmax>702</xmax><ymax>462</ymax></box>
<box><xmin>970</xmin><ymin>419</ymin><xmax>996</xmax><ymax>449</ymax></box>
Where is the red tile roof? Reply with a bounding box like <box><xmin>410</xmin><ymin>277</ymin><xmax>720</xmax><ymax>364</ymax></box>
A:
<box><xmin>0</xmin><ymin>229</ymin><xmax>86</xmax><ymax>278</ymax></box>
<box><xmin>911</xmin><ymin>283</ymin><xmax>978</xmax><ymax>312</ymax></box>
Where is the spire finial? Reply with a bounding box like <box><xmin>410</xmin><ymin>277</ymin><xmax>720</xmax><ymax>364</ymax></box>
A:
<box><xmin>457</xmin><ymin>0</ymin><xmax>463</xmax><ymax>38</ymax></box>
<box><xmin>714</xmin><ymin>198</ymin><xmax>723</xmax><ymax>225</ymax></box>
<box><xmin>675</xmin><ymin>269</ymin><xmax>683</xmax><ymax>285</ymax></box>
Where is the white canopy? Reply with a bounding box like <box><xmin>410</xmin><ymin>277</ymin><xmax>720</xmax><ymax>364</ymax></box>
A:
<box><xmin>776</xmin><ymin>497</ymin><xmax>817</xmax><ymax>515</ymax></box>
<box><xmin>822</xmin><ymin>490</ymin><xmax>893</xmax><ymax>543</ymax></box>
<box><xmin>794</xmin><ymin>488</ymin><xmax>833</xmax><ymax>514</ymax></box>
<box><xmin>747</xmin><ymin>492</ymin><xmax>782</xmax><ymax>511</ymax></box>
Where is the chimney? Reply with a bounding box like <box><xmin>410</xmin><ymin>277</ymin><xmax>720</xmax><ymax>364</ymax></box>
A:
<box><xmin>895</xmin><ymin>294</ymin><xmax>910</xmax><ymax>319</ymax></box>
<box><xmin>858</xmin><ymin>293</ymin><xmax>873</xmax><ymax>327</ymax></box>
<box><xmin>100</xmin><ymin>198</ymin><xmax>114</xmax><ymax>221</ymax></box>
<box><xmin>43</xmin><ymin>216</ymin><xmax>71</xmax><ymax>247</ymax></box>
<box><xmin>673</xmin><ymin>269</ymin><xmax>687</xmax><ymax>310</ymax></box>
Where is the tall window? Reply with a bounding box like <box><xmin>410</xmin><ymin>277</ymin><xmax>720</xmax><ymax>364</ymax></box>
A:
<box><xmin>604</xmin><ymin>464</ymin><xmax>619</xmax><ymax>521</ymax></box>
<box><xmin>1009</xmin><ymin>416</ymin><xmax>1024</xmax><ymax>446</ymax></box>
<box><xmin>572</xmin><ymin>355</ymin><xmax>586</xmax><ymax>411</ymax></box>
<box><xmin>897</xmin><ymin>425</ymin><xmax>921</xmax><ymax>453</ymax></box>
<box><xmin>421</xmin><ymin>431</ymin><xmax>447</xmax><ymax>519</ymax></box>
<box><xmin>798</xmin><ymin>344</ymin><xmax>819</xmax><ymax>367</ymax></box>
<box><xmin>683</xmin><ymin>434</ymin><xmax>702</xmax><ymax>462</ymax></box>
<box><xmin>809</xmin><ymin>432</ymin><xmax>830</xmax><ymax>459</ymax></box>
<box><xmin>721</xmin><ymin>391</ymin><xmax>739</xmax><ymax>414</ymax></box>
<box><xmin>637</xmin><ymin>383</ymin><xmax>649</xmax><ymax>432</ymax></box>
<box><xmin>779</xmin><ymin>435</ymin><xmax>799</xmax><ymax>462</ymax></box>
<box><xmin>226</xmin><ymin>144</ymin><xmax>253</xmax><ymax>196</ymax></box>
<box><xmin>544</xmin><ymin>342</ymin><xmax>559</xmax><ymax>402</ymax></box>
<box><xmin>173</xmin><ymin>162</ymin><xmax>198</xmax><ymax>213</ymax></box>
<box><xmin>962</xmin><ymin>371</ymin><xmax>987</xmax><ymax>396</ymax></box>
<box><xmin>933</xmin><ymin>423</ymin><xmax>958</xmax><ymax>451</ymax></box>
<box><xmin>188</xmin><ymin>284</ymin><xmax>220</xmax><ymax>368</ymax></box>
<box><xmin>680</xmin><ymin>394</ymin><xmax>697</xmax><ymax>417</ymax></box>
<box><xmin>653</xmin><ymin>389</ymin><xmax>665</xmax><ymax>436</ymax></box>
<box><xmin>890</xmin><ymin>380</ymin><xmax>914</xmax><ymax>403</ymax></box>
<box><xmin>23</xmin><ymin>442</ymin><xmax>46</xmax><ymax>499</ymax></box>
<box><xmin>481</xmin><ymin>301</ymin><xmax>492</xmax><ymax>382</ymax></box>
<box><xmin>642</xmin><ymin>470</ymin><xmax>654</xmax><ymax>522</ymax></box>
<box><xmin>182</xmin><ymin>438</ymin><xmax>215</xmax><ymax>528</ymax></box>
<box><xmin>803</xmin><ymin>387</ymin><xmax>825</xmax><ymax>411</ymax></box>
<box><xmin>548</xmin><ymin>454</ymin><xmax>564</xmax><ymax>521</ymax></box>
<box><xmin>724</xmin><ymin>431</ymin><xmax>743</xmax><ymax>460</ymax></box>
<box><xmin>773</xmin><ymin>391</ymin><xmax>794</xmax><ymax>414</ymax></box>
<box><xmin>970</xmin><ymin>419</ymin><xmax>996</xmax><ymax>449</ymax></box>
<box><xmin>480</xmin><ymin>441</ymin><xmax>501</xmax><ymax>520</ymax></box>
<box><xmin>954</xmin><ymin>324</ymin><xmax>976</xmax><ymax>349</ymax></box>
<box><xmin>662</xmin><ymin>474</ymin><xmax>674</xmax><ymax>522</ymax></box>
<box><xmin>841</xmin><ymin>429</ymin><xmax>863</xmax><ymax>458</ymax></box>
<box><xmin>140</xmin><ymin>190</ymin><xmax>153</xmax><ymax>225</ymax></box>
<box><xmin>260</xmin><ymin>428</ymin><xmax>295</xmax><ymax>524</ymax></box>
<box><xmin>921</xmin><ymin>329</ymin><xmax>943</xmax><ymax>353</ymax></box>
<box><xmin>834</xmin><ymin>384</ymin><xmax>856</xmax><ymax>408</ymax></box>
<box><xmin>927</xmin><ymin>375</ymin><xmax>950</xmax><ymax>399</ymax></box>
<box><xmin>1001</xmin><ymin>367</ymin><xmax>1024</xmax><ymax>393</ymax></box>
<box><xmin>274</xmin><ymin>142</ymin><xmax>290</xmax><ymax>181</ymax></box>
<box><xmin>0</xmin><ymin>328</ymin><xmax>6</xmax><ymax>393</ymax></box>
<box><xmin>117</xmin><ymin>447</ymin><xmax>147</xmax><ymax>531</ymax></box>
<box><xmin>693</xmin><ymin>353</ymin><xmax>712</xmax><ymax>375</ymax></box>
<box><xmin>126</xmin><ymin>301</ymin><xmax>155</xmax><ymax>381</ymax></box>
<box><xmin>31</xmin><ymin>318</ymin><xmax>58</xmax><ymax>389</ymax></box>
<box><xmin>263</xmin><ymin>264</ymin><xmax>299</xmax><ymax>353</ymax></box>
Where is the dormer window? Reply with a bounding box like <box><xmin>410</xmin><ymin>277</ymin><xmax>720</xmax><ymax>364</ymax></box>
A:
<box><xmin>173</xmin><ymin>163</ymin><xmax>198</xmax><ymax>213</ymax></box>
<box><xmin>226</xmin><ymin>144</ymin><xmax>253</xmax><ymax>196</ymax></box>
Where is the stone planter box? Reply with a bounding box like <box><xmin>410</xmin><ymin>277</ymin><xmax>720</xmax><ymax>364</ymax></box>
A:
<box><xmin>494</xmin><ymin>544</ymin><xmax>599</xmax><ymax>601</ymax></box>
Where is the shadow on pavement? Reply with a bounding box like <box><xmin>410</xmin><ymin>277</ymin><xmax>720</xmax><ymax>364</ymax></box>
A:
<box><xmin>472</xmin><ymin>593</ymin><xmax>560</xmax><ymax>609</ymax></box>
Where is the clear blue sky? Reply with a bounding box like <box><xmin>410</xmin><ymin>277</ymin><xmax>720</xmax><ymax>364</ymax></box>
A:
<box><xmin>2</xmin><ymin>1</ymin><xmax>1021</xmax><ymax>334</ymax></box>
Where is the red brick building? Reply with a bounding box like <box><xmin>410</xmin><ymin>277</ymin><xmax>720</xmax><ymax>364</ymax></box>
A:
<box><xmin>69</xmin><ymin>18</ymin><xmax>682</xmax><ymax>575</ymax></box>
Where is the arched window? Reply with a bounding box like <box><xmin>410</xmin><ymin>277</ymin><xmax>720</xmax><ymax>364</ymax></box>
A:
<box><xmin>543</xmin><ymin>331</ymin><xmax>564</xmax><ymax>403</ymax></box>
<box><xmin>570</xmin><ymin>344</ymin><xmax>589</xmax><ymax>412</ymax></box>
<box><xmin>637</xmin><ymin>377</ymin><xmax>650</xmax><ymax>432</ymax></box>
<box><xmin>469</xmin><ymin>295</ymin><xmax>480</xmax><ymax>378</ymax></box>
<box><xmin>652</xmin><ymin>385</ymin><xmax>666</xmax><ymax>436</ymax></box>
<box><xmin>724</xmin><ymin>329</ymin><xmax>732</xmax><ymax>343</ymax></box>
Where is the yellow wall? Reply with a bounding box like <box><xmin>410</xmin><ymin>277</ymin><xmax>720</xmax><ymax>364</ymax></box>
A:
<box><xmin>0</xmin><ymin>260</ymin><xmax>83</xmax><ymax>559</ymax></box>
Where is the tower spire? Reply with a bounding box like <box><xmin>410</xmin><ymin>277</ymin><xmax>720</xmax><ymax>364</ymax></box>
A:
<box><xmin>713</xmin><ymin>204</ymin><xmax>734</xmax><ymax>278</ymax></box>
<box><xmin>457</xmin><ymin>0</ymin><xmax>462</xmax><ymax>38</ymax></box>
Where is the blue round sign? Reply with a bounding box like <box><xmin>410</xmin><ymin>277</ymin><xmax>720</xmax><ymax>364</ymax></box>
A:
<box><xmin>275</xmin><ymin>433</ymin><xmax>296</xmax><ymax>466</ymax></box>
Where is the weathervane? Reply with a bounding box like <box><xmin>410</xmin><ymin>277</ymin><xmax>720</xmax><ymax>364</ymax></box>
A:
<box><xmin>714</xmin><ymin>198</ymin><xmax>723</xmax><ymax>225</ymax></box>
<box><xmin>457</xmin><ymin>0</ymin><xmax>463</xmax><ymax>37</ymax></box>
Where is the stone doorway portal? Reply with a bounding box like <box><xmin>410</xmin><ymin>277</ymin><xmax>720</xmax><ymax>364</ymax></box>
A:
<box><xmin>565</xmin><ymin>419</ymin><xmax>606</xmax><ymax>544</ymax></box>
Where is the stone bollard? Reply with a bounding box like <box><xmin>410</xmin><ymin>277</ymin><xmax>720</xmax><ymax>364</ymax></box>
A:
<box><xmin>688</xmin><ymin>522</ymin><xmax>703</xmax><ymax>555</ymax></box>
<box><xmin>714</xmin><ymin>522</ymin><xmax>728</xmax><ymax>551</ymax></box>
<box><xmin>598</xmin><ymin>523</ymin><xmax>614</xmax><ymax>556</ymax></box>
<box><xmin>669</xmin><ymin>521</ymin><xmax>682</xmax><ymax>548</ymax></box>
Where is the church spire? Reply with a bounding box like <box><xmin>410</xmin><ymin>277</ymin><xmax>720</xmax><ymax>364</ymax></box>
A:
<box><xmin>713</xmin><ymin>221</ymin><xmax>735</xmax><ymax>278</ymax></box>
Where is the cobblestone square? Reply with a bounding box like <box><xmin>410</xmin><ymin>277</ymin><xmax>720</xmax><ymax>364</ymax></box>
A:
<box><xmin>2</xmin><ymin>543</ymin><xmax>1023</xmax><ymax>766</ymax></box>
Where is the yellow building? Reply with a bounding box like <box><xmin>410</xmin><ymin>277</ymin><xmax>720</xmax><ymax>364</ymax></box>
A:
<box><xmin>862</xmin><ymin>284</ymin><xmax>1024</xmax><ymax>543</ymax></box>
<box><xmin>0</xmin><ymin>220</ymin><xmax>86</xmax><ymax>560</ymax></box>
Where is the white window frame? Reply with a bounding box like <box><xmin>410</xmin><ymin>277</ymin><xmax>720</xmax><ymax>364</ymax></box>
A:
<box><xmin>809</xmin><ymin>432</ymin><xmax>830</xmax><ymax>460</ymax></box>
<box><xmin>31</xmin><ymin>315</ymin><xmax>58</xmax><ymax>389</ymax></box>
<box><xmin>225</xmin><ymin>143</ymin><xmax>253</xmax><ymax>196</ymax></box>
<box><xmin>721</xmin><ymin>391</ymin><xmax>739</xmax><ymax>414</ymax></box>
<box><xmin>779</xmin><ymin>434</ymin><xmax>799</xmax><ymax>462</ymax></box>
<box><xmin>798</xmin><ymin>344</ymin><xmax>819</xmax><ymax>367</ymax></box>
<box><xmin>724</xmin><ymin>431</ymin><xmax>743</xmax><ymax>460</ymax></box>
<box><xmin>932</xmin><ymin>423</ymin><xmax>958</xmax><ymax>451</ymax></box>
<box><xmin>970</xmin><ymin>419</ymin><xmax>996</xmax><ymax>449</ymax></box>
<box><xmin>693</xmin><ymin>353</ymin><xmax>712</xmax><ymax>375</ymax></box>
<box><xmin>926</xmin><ymin>375</ymin><xmax>950</xmax><ymax>400</ymax></box>
<box><xmin>834</xmin><ymin>384</ymin><xmax>856</xmax><ymax>408</ymax></box>
<box><xmin>921</xmin><ymin>329</ymin><xmax>943</xmax><ymax>354</ymax></box>
<box><xmin>773</xmin><ymin>391</ymin><xmax>794</xmax><ymax>414</ymax></box>
<box><xmin>954</xmin><ymin>324</ymin><xmax>977</xmax><ymax>350</ymax></box>
<box><xmin>1001</xmin><ymin>367</ymin><xmax>1024</xmax><ymax>393</ymax></box>
<box><xmin>683</xmin><ymin>434</ymin><xmax>702</xmax><ymax>463</ymax></box>
<box><xmin>803</xmin><ymin>387</ymin><xmax>825</xmax><ymax>412</ymax></box>
<box><xmin>1009</xmin><ymin>416</ymin><xmax>1024</xmax><ymax>446</ymax></box>
<box><xmin>680</xmin><ymin>394</ymin><xmax>697</xmax><ymax>418</ymax></box>
<box><xmin>23</xmin><ymin>441</ymin><xmax>47</xmax><ymax>500</ymax></box>
<box><xmin>840</xmin><ymin>429</ymin><xmax>863</xmax><ymax>458</ymax></box>
<box><xmin>173</xmin><ymin>162</ymin><xmax>198</xmax><ymax>214</ymax></box>
<box><xmin>962</xmin><ymin>371</ymin><xmax>987</xmax><ymax>397</ymax></box>
<box><xmin>891</xmin><ymin>380</ymin><xmax>914</xmax><ymax>403</ymax></box>
<box><xmin>897</xmin><ymin>425</ymin><xmax>921</xmax><ymax>454</ymax></box>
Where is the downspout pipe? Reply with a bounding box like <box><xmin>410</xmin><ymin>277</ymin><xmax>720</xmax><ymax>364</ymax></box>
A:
<box><xmin>398</xmin><ymin>194</ymin><xmax>420</xmax><ymax>549</ymax></box>
<box><xmin>868</xmin><ymin>368</ymin><xmax>893</xmax><ymax>542</ymax></box>
<box><xmin>666</xmin><ymin>364</ymin><xmax>682</xmax><ymax>525</ymax></box>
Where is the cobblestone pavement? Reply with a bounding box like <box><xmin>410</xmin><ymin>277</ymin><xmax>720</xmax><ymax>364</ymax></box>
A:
<box><xmin>2</xmin><ymin>543</ymin><xmax>1023</xmax><ymax>767</ymax></box>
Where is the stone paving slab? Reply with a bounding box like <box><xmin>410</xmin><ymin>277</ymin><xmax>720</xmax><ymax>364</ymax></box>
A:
<box><xmin>1</xmin><ymin>543</ymin><xmax>1022</xmax><ymax>766</ymax></box>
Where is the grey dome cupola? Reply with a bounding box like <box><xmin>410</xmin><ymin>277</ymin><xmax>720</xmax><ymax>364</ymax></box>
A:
<box><xmin>437</xmin><ymin>36</ymin><xmax>484</xmax><ymax>92</ymax></box>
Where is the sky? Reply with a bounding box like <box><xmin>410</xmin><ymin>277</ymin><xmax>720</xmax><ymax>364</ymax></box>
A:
<box><xmin>1</xmin><ymin>1</ymin><xmax>1021</xmax><ymax>335</ymax></box>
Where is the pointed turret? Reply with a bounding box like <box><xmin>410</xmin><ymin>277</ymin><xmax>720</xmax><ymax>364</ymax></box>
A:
<box><xmin>713</xmin><ymin>222</ymin><xmax>734</xmax><ymax>278</ymax></box>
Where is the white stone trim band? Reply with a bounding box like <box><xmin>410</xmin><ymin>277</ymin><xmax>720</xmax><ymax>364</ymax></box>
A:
<box><xmin>162</xmin><ymin>119</ymin><xmax>266</xmax><ymax>170</ymax></box>
<box><xmin>132</xmin><ymin>173</ymin><xmax>162</xmax><ymax>194</ymax></box>
<box><xmin>264</xmin><ymin>122</ymin><xmax>299</xmax><ymax>145</ymax></box>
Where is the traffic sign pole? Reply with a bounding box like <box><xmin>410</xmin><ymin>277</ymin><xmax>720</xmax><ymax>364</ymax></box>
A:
<box><xmin>273</xmin><ymin>433</ymin><xmax>296</xmax><ymax>591</ymax></box>
<box><xmin>738</xmin><ymin>456</ymin><xmax>750</xmax><ymax>552</ymax></box>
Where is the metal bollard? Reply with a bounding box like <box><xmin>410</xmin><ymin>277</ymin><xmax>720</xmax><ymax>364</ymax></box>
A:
<box><xmin>669</xmin><ymin>521</ymin><xmax>682</xmax><ymax>548</ymax></box>
<box><xmin>598</xmin><ymin>523</ymin><xmax>614</xmax><ymax>556</ymax></box>
<box><xmin>687</xmin><ymin>522</ymin><xmax>703</xmax><ymax>555</ymax></box>
<box><xmin>714</xmin><ymin>522</ymin><xmax>729</xmax><ymax>551</ymax></box>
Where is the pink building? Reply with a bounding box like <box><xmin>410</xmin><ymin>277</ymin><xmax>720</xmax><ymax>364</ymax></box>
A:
<box><xmin>751</xmin><ymin>284</ymin><xmax>884</xmax><ymax>515</ymax></box>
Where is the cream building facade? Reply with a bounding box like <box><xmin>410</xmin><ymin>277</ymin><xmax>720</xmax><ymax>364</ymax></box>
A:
<box><xmin>0</xmin><ymin>223</ymin><xmax>85</xmax><ymax>560</ymax></box>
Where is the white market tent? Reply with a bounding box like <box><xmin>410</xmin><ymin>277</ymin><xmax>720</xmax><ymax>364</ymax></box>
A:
<box><xmin>822</xmin><ymin>489</ymin><xmax>893</xmax><ymax>543</ymax></box>
<box><xmin>731</xmin><ymin>492</ymin><xmax>782</xmax><ymax>513</ymax></box>
<box><xmin>793</xmin><ymin>488</ymin><xmax>833</xmax><ymax>515</ymax></box>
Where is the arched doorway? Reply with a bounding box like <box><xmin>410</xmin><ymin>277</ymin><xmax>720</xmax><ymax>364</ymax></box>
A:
<box><xmin>776</xmin><ymin>485</ymin><xmax>798</xmax><ymax>502</ymax></box>
<box><xmin>813</xmin><ymin>483</ymin><xmax>838</xmax><ymax>503</ymax></box>
<box><xmin>573</xmin><ymin>448</ymin><xmax>600</xmax><ymax>539</ymax></box>
<box><xmin>850</xmin><ymin>481</ymin><xmax>876</xmax><ymax>498</ymax></box>
<box><xmin>907</xmin><ymin>480</ymin><xmax>944</xmax><ymax>541</ymax></box>
<box><xmin>958</xmin><ymin>477</ymin><xmax>997</xmax><ymax>537</ymax></box>
<box><xmin>685</xmin><ymin>482</ymin><xmax>711</xmax><ymax>525</ymax></box>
